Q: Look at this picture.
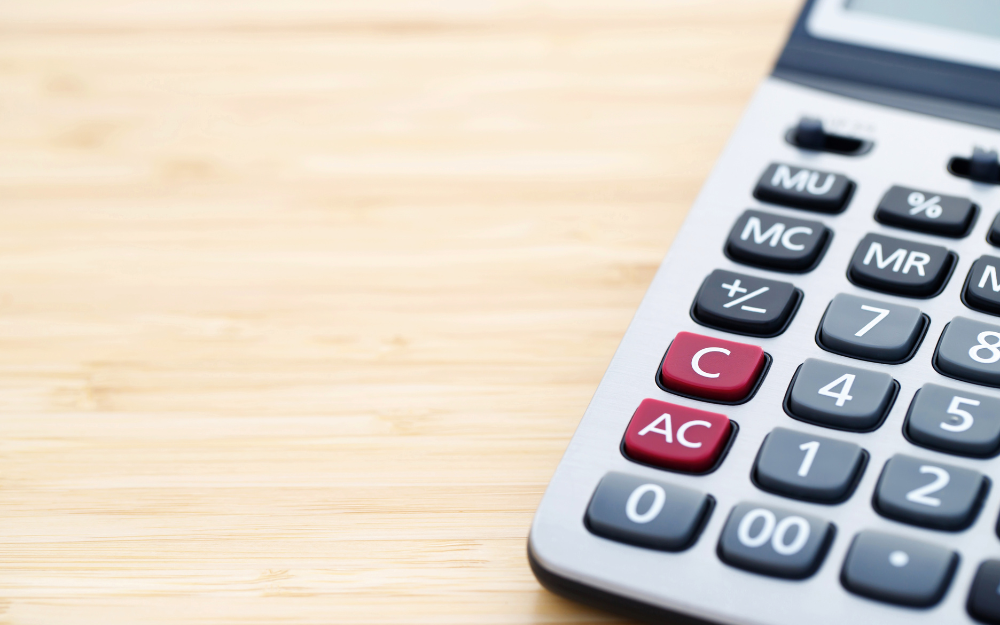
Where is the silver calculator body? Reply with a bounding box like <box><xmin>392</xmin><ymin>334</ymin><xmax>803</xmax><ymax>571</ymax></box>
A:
<box><xmin>529</xmin><ymin>1</ymin><xmax>1000</xmax><ymax>624</ymax></box>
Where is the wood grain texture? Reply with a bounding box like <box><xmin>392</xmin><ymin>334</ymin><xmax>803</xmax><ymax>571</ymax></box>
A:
<box><xmin>0</xmin><ymin>2</ymin><xmax>799</xmax><ymax>623</ymax></box>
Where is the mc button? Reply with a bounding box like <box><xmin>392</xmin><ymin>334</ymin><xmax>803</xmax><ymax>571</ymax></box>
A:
<box><xmin>659</xmin><ymin>331</ymin><xmax>767</xmax><ymax>403</ymax></box>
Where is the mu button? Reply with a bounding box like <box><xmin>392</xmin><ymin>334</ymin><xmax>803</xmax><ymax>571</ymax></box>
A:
<box><xmin>659</xmin><ymin>331</ymin><xmax>767</xmax><ymax>403</ymax></box>
<box><xmin>624</xmin><ymin>399</ymin><xmax>732</xmax><ymax>473</ymax></box>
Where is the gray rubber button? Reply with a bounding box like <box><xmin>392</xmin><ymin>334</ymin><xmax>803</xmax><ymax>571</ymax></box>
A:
<box><xmin>848</xmin><ymin>233</ymin><xmax>952</xmax><ymax>297</ymax></box>
<box><xmin>968</xmin><ymin>560</ymin><xmax>1000</xmax><ymax>623</ymax></box>
<box><xmin>906</xmin><ymin>384</ymin><xmax>1000</xmax><ymax>457</ymax></box>
<box><xmin>874</xmin><ymin>185</ymin><xmax>975</xmax><ymax>237</ymax></box>
<box><xmin>693</xmin><ymin>269</ymin><xmax>799</xmax><ymax>336</ymax></box>
<box><xmin>936</xmin><ymin>316</ymin><xmax>1000</xmax><ymax>387</ymax></box>
<box><xmin>818</xmin><ymin>293</ymin><xmax>924</xmax><ymax>363</ymax></box>
<box><xmin>788</xmin><ymin>358</ymin><xmax>895</xmax><ymax>431</ymax></box>
<box><xmin>753</xmin><ymin>163</ymin><xmax>853</xmax><ymax>213</ymax></box>
<box><xmin>585</xmin><ymin>472</ymin><xmax>711</xmax><ymax>551</ymax></box>
<box><xmin>963</xmin><ymin>256</ymin><xmax>1000</xmax><ymax>316</ymax></box>
<box><xmin>717</xmin><ymin>502</ymin><xmax>833</xmax><ymax>579</ymax></box>
<box><xmin>725</xmin><ymin>209</ymin><xmax>830</xmax><ymax>272</ymax></box>
<box><xmin>754</xmin><ymin>427</ymin><xmax>865</xmax><ymax>502</ymax></box>
<box><xmin>842</xmin><ymin>530</ymin><xmax>957</xmax><ymax>607</ymax></box>
<box><xmin>874</xmin><ymin>454</ymin><xmax>987</xmax><ymax>530</ymax></box>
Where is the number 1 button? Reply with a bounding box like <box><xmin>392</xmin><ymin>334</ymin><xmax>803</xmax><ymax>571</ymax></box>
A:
<box><xmin>874</xmin><ymin>454</ymin><xmax>987</xmax><ymax>530</ymax></box>
<box><xmin>659</xmin><ymin>332</ymin><xmax>767</xmax><ymax>403</ymax></box>
<box><xmin>754</xmin><ymin>428</ymin><xmax>866</xmax><ymax>503</ymax></box>
<box><xmin>818</xmin><ymin>293</ymin><xmax>925</xmax><ymax>363</ymax></box>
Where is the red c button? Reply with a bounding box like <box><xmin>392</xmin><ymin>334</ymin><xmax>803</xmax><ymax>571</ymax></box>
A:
<box><xmin>660</xmin><ymin>331</ymin><xmax>765</xmax><ymax>402</ymax></box>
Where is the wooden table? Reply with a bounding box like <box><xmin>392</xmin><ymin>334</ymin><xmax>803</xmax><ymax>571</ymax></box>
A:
<box><xmin>0</xmin><ymin>1</ymin><xmax>799</xmax><ymax>622</ymax></box>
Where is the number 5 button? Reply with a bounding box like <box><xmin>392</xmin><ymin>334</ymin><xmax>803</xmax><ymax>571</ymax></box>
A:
<box><xmin>905</xmin><ymin>384</ymin><xmax>1000</xmax><ymax>457</ymax></box>
<box><xmin>818</xmin><ymin>293</ymin><xmax>926</xmax><ymax>364</ymax></box>
<box><xmin>874</xmin><ymin>454</ymin><xmax>987</xmax><ymax>530</ymax></box>
<box><xmin>786</xmin><ymin>358</ymin><xmax>897</xmax><ymax>431</ymax></box>
<box><xmin>754</xmin><ymin>428</ymin><xmax>866</xmax><ymax>503</ymax></box>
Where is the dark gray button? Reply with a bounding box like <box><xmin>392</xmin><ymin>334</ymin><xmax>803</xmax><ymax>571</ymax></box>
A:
<box><xmin>787</xmin><ymin>358</ymin><xmax>895</xmax><ymax>431</ymax></box>
<box><xmin>585</xmin><ymin>472</ymin><xmax>711</xmax><ymax>551</ymax></box>
<box><xmin>964</xmin><ymin>256</ymin><xmax>1000</xmax><ymax>316</ymax></box>
<box><xmin>968</xmin><ymin>560</ymin><xmax>1000</xmax><ymax>624</ymax></box>
<box><xmin>875</xmin><ymin>185</ymin><xmax>976</xmax><ymax>237</ymax></box>
<box><xmin>989</xmin><ymin>213</ymin><xmax>1000</xmax><ymax>247</ymax></box>
<box><xmin>753</xmin><ymin>163</ymin><xmax>853</xmax><ymax>213</ymax></box>
<box><xmin>754</xmin><ymin>427</ymin><xmax>865</xmax><ymax>503</ymax></box>
<box><xmin>693</xmin><ymin>269</ymin><xmax>799</xmax><ymax>337</ymax></box>
<box><xmin>725</xmin><ymin>210</ymin><xmax>830</xmax><ymax>272</ymax></box>
<box><xmin>874</xmin><ymin>454</ymin><xmax>987</xmax><ymax>530</ymax></box>
<box><xmin>936</xmin><ymin>316</ymin><xmax>1000</xmax><ymax>388</ymax></box>
<box><xmin>848</xmin><ymin>233</ymin><xmax>953</xmax><ymax>297</ymax></box>
<box><xmin>842</xmin><ymin>530</ymin><xmax>957</xmax><ymax>607</ymax></box>
<box><xmin>717</xmin><ymin>502</ymin><xmax>832</xmax><ymax>579</ymax></box>
<box><xmin>906</xmin><ymin>384</ymin><xmax>1000</xmax><ymax>457</ymax></box>
<box><xmin>818</xmin><ymin>293</ymin><xmax>924</xmax><ymax>363</ymax></box>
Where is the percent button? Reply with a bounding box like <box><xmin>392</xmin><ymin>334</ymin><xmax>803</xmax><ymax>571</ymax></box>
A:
<box><xmin>875</xmin><ymin>185</ymin><xmax>976</xmax><ymax>238</ymax></box>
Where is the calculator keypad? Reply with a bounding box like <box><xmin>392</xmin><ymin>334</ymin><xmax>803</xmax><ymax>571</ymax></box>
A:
<box><xmin>905</xmin><ymin>384</ymin><xmax>1000</xmax><ymax>457</ymax></box>
<box><xmin>874</xmin><ymin>454</ymin><xmax>987</xmax><ymax>531</ymax></box>
<box><xmin>848</xmin><ymin>233</ymin><xmax>954</xmax><ymax>297</ymax></box>
<box><xmin>659</xmin><ymin>332</ymin><xmax>767</xmax><ymax>403</ymax></box>
<box><xmin>874</xmin><ymin>185</ymin><xmax>976</xmax><ymax>237</ymax></box>
<box><xmin>692</xmin><ymin>269</ymin><xmax>800</xmax><ymax>337</ymax></box>
<box><xmin>753</xmin><ymin>163</ymin><xmax>854</xmax><ymax>213</ymax></box>
<box><xmin>585</xmin><ymin>472</ymin><xmax>712</xmax><ymax>551</ymax></box>
<box><xmin>717</xmin><ymin>502</ymin><xmax>833</xmax><ymax>579</ymax></box>
<box><xmin>841</xmin><ymin>531</ymin><xmax>958</xmax><ymax>607</ymax></box>
<box><xmin>786</xmin><ymin>358</ymin><xmax>896</xmax><ymax>431</ymax></box>
<box><xmin>935</xmin><ymin>316</ymin><xmax>1000</xmax><ymax>387</ymax></box>
<box><xmin>817</xmin><ymin>293</ymin><xmax>925</xmax><ymax>363</ymax></box>
<box><xmin>725</xmin><ymin>209</ymin><xmax>830</xmax><ymax>272</ymax></box>
<box><xmin>753</xmin><ymin>427</ymin><xmax>865</xmax><ymax>503</ymax></box>
<box><xmin>623</xmin><ymin>399</ymin><xmax>732</xmax><ymax>473</ymax></box>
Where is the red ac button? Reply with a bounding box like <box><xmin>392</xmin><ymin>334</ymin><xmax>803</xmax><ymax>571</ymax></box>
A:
<box><xmin>624</xmin><ymin>399</ymin><xmax>732</xmax><ymax>473</ymax></box>
<box><xmin>660</xmin><ymin>331</ymin><xmax>766</xmax><ymax>403</ymax></box>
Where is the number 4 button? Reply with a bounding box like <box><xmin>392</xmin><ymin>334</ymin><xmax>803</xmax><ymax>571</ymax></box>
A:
<box><xmin>786</xmin><ymin>358</ymin><xmax>897</xmax><ymax>431</ymax></box>
<box><xmin>818</xmin><ymin>293</ymin><xmax>926</xmax><ymax>364</ymax></box>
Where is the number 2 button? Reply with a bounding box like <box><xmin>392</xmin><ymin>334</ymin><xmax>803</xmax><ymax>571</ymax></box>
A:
<box><xmin>874</xmin><ymin>454</ymin><xmax>987</xmax><ymax>530</ymax></box>
<box><xmin>787</xmin><ymin>358</ymin><xmax>897</xmax><ymax>431</ymax></box>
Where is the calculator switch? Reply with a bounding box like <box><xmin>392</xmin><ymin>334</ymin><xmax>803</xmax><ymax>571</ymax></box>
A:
<box><xmin>717</xmin><ymin>502</ymin><xmax>833</xmax><ymax>579</ymax></box>
<box><xmin>623</xmin><ymin>399</ymin><xmax>732</xmax><ymax>473</ymax></box>
<box><xmin>874</xmin><ymin>454</ymin><xmax>987</xmax><ymax>531</ymax></box>
<box><xmin>753</xmin><ymin>428</ymin><xmax>866</xmax><ymax>503</ymax></box>
<box><xmin>906</xmin><ymin>384</ymin><xmax>1000</xmax><ymax>457</ymax></box>
<box><xmin>874</xmin><ymin>185</ymin><xmax>976</xmax><ymax>238</ymax></box>
<box><xmin>725</xmin><ymin>209</ymin><xmax>830</xmax><ymax>272</ymax></box>
<box><xmin>950</xmin><ymin>147</ymin><xmax>1000</xmax><ymax>185</ymax></box>
<box><xmin>787</xmin><ymin>358</ymin><xmax>896</xmax><ymax>431</ymax></box>
<box><xmin>693</xmin><ymin>269</ymin><xmax>800</xmax><ymax>337</ymax></box>
<box><xmin>847</xmin><ymin>233</ymin><xmax>954</xmax><ymax>297</ymax></box>
<box><xmin>585</xmin><ymin>472</ymin><xmax>712</xmax><ymax>551</ymax></box>
<box><xmin>935</xmin><ymin>316</ymin><xmax>1000</xmax><ymax>388</ymax></box>
<box><xmin>659</xmin><ymin>332</ymin><xmax>766</xmax><ymax>403</ymax></box>
<box><xmin>817</xmin><ymin>293</ymin><xmax>925</xmax><ymax>363</ymax></box>
<box><xmin>753</xmin><ymin>163</ymin><xmax>854</xmax><ymax>213</ymax></box>
<box><xmin>842</xmin><ymin>531</ymin><xmax>957</xmax><ymax>608</ymax></box>
<box><xmin>968</xmin><ymin>560</ymin><xmax>1000</xmax><ymax>624</ymax></box>
<box><xmin>963</xmin><ymin>255</ymin><xmax>1000</xmax><ymax>316</ymax></box>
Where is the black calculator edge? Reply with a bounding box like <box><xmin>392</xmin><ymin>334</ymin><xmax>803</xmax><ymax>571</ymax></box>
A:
<box><xmin>527</xmin><ymin>540</ymin><xmax>719</xmax><ymax>625</ymax></box>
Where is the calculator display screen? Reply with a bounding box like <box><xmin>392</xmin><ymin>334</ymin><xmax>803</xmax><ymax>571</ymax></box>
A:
<box><xmin>807</xmin><ymin>0</ymin><xmax>1000</xmax><ymax>72</ymax></box>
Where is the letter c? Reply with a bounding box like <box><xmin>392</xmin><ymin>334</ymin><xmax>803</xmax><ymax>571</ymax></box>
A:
<box><xmin>677</xmin><ymin>420</ymin><xmax>712</xmax><ymax>448</ymax></box>
<box><xmin>691</xmin><ymin>347</ymin><xmax>730</xmax><ymax>378</ymax></box>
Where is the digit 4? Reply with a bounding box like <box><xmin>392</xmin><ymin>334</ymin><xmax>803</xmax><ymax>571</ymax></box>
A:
<box><xmin>818</xmin><ymin>373</ymin><xmax>855</xmax><ymax>407</ymax></box>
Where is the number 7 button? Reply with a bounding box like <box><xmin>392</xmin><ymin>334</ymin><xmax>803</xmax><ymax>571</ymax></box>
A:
<box><xmin>818</xmin><ymin>293</ymin><xmax>925</xmax><ymax>364</ymax></box>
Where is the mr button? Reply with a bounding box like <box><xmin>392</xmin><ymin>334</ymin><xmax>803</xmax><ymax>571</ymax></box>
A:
<box><xmin>624</xmin><ymin>399</ymin><xmax>732</xmax><ymax>473</ymax></box>
<box><xmin>848</xmin><ymin>233</ymin><xmax>954</xmax><ymax>297</ymax></box>
<box><xmin>659</xmin><ymin>331</ymin><xmax>768</xmax><ymax>403</ymax></box>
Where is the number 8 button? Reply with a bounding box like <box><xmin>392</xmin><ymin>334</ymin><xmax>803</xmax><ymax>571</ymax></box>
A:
<box><xmin>935</xmin><ymin>316</ymin><xmax>1000</xmax><ymax>387</ymax></box>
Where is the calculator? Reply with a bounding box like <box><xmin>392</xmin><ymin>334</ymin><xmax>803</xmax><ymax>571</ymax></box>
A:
<box><xmin>528</xmin><ymin>2</ymin><xmax>1000</xmax><ymax>624</ymax></box>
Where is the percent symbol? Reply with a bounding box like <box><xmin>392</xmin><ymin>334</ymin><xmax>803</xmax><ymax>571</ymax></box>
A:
<box><xmin>907</xmin><ymin>191</ymin><xmax>942</xmax><ymax>218</ymax></box>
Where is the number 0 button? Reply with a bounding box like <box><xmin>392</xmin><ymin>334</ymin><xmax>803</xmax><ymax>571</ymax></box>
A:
<box><xmin>935</xmin><ymin>316</ymin><xmax>1000</xmax><ymax>388</ymax></box>
<box><xmin>786</xmin><ymin>358</ymin><xmax>896</xmax><ymax>431</ymax></box>
<box><xmin>718</xmin><ymin>502</ymin><xmax>833</xmax><ymax>579</ymax></box>
<box><xmin>874</xmin><ymin>454</ymin><xmax>987</xmax><ymax>530</ymax></box>
<box><xmin>585</xmin><ymin>472</ymin><xmax>712</xmax><ymax>551</ymax></box>
<box><xmin>817</xmin><ymin>293</ymin><xmax>925</xmax><ymax>363</ymax></box>
<box><xmin>753</xmin><ymin>428</ymin><xmax>866</xmax><ymax>503</ymax></box>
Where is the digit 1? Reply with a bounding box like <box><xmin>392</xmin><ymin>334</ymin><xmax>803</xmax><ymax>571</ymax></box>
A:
<box><xmin>797</xmin><ymin>441</ymin><xmax>819</xmax><ymax>477</ymax></box>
